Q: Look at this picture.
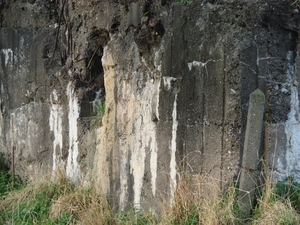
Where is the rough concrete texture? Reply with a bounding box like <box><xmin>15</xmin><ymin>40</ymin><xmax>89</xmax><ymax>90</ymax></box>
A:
<box><xmin>0</xmin><ymin>0</ymin><xmax>300</xmax><ymax>210</ymax></box>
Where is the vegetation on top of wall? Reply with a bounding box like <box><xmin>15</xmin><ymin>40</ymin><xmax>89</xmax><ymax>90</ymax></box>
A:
<box><xmin>1</xmin><ymin>170</ymin><xmax>300</xmax><ymax>224</ymax></box>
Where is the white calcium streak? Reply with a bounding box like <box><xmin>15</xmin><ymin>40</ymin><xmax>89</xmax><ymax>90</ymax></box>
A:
<box><xmin>2</xmin><ymin>49</ymin><xmax>13</xmax><ymax>66</ymax></box>
<box><xmin>131</xmin><ymin>116</ymin><xmax>146</xmax><ymax>209</ymax></box>
<box><xmin>49</xmin><ymin>90</ymin><xmax>63</xmax><ymax>171</ymax></box>
<box><xmin>285</xmin><ymin>51</ymin><xmax>300</xmax><ymax>182</ymax></box>
<box><xmin>170</xmin><ymin>93</ymin><xmax>178</xmax><ymax>203</ymax></box>
<box><xmin>119</xmin><ymin>144</ymin><xmax>129</xmax><ymax>209</ymax></box>
<box><xmin>150</xmin><ymin>136</ymin><xmax>158</xmax><ymax>196</ymax></box>
<box><xmin>66</xmin><ymin>82</ymin><xmax>81</xmax><ymax>181</ymax></box>
<box><xmin>162</xmin><ymin>76</ymin><xmax>179</xmax><ymax>202</ymax></box>
<box><xmin>130</xmin><ymin>84</ymin><xmax>159</xmax><ymax>208</ymax></box>
<box><xmin>163</xmin><ymin>77</ymin><xmax>177</xmax><ymax>91</ymax></box>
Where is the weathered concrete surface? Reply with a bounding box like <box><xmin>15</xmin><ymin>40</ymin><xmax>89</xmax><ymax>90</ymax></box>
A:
<box><xmin>267</xmin><ymin>42</ymin><xmax>300</xmax><ymax>182</ymax></box>
<box><xmin>0</xmin><ymin>0</ymin><xmax>300</xmax><ymax>211</ymax></box>
<box><xmin>238</xmin><ymin>89</ymin><xmax>265</xmax><ymax>214</ymax></box>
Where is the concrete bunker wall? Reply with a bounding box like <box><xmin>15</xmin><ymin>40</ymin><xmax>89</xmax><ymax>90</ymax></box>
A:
<box><xmin>0</xmin><ymin>0</ymin><xmax>300</xmax><ymax>210</ymax></box>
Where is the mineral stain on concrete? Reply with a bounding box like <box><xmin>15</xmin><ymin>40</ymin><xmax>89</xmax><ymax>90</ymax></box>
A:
<box><xmin>49</xmin><ymin>89</ymin><xmax>63</xmax><ymax>171</ymax></box>
<box><xmin>284</xmin><ymin>50</ymin><xmax>300</xmax><ymax>182</ymax></box>
<box><xmin>1</xmin><ymin>49</ymin><xmax>13</xmax><ymax>66</ymax></box>
<box><xmin>170</xmin><ymin>91</ymin><xmax>178</xmax><ymax>203</ymax></box>
<box><xmin>66</xmin><ymin>82</ymin><xmax>81</xmax><ymax>182</ymax></box>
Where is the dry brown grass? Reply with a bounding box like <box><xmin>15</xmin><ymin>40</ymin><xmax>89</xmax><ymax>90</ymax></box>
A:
<box><xmin>50</xmin><ymin>187</ymin><xmax>115</xmax><ymax>225</ymax></box>
<box><xmin>0</xmin><ymin>169</ymin><xmax>73</xmax><ymax>211</ymax></box>
<box><xmin>253</xmin><ymin>201</ymin><xmax>300</xmax><ymax>225</ymax></box>
<box><xmin>160</xmin><ymin>172</ymin><xmax>238</xmax><ymax>225</ymax></box>
<box><xmin>1</xmin><ymin>169</ymin><xmax>300</xmax><ymax>224</ymax></box>
<box><xmin>252</xmin><ymin>178</ymin><xmax>300</xmax><ymax>225</ymax></box>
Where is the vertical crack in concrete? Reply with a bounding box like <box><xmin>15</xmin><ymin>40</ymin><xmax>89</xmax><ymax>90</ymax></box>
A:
<box><xmin>66</xmin><ymin>82</ymin><xmax>81</xmax><ymax>182</ymax></box>
<box><xmin>188</xmin><ymin>59</ymin><xmax>223</xmax><ymax>175</ymax></box>
<box><xmin>221</xmin><ymin>50</ymin><xmax>226</xmax><ymax>189</ymax></box>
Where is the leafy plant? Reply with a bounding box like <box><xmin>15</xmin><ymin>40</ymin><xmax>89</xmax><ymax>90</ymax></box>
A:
<box><xmin>94</xmin><ymin>101</ymin><xmax>105</xmax><ymax>126</ymax></box>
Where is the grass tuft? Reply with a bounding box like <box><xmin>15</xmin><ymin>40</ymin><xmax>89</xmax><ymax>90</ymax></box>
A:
<box><xmin>252</xmin><ymin>177</ymin><xmax>300</xmax><ymax>225</ymax></box>
<box><xmin>1</xmin><ymin>168</ymin><xmax>300</xmax><ymax>224</ymax></box>
<box><xmin>161</xmin><ymin>173</ymin><xmax>240</xmax><ymax>225</ymax></box>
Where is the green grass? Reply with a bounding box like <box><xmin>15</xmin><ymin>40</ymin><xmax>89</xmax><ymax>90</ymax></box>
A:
<box><xmin>251</xmin><ymin>178</ymin><xmax>300</xmax><ymax>225</ymax></box>
<box><xmin>1</xmin><ymin>169</ymin><xmax>300</xmax><ymax>224</ymax></box>
<box><xmin>274</xmin><ymin>176</ymin><xmax>300</xmax><ymax>212</ymax></box>
<box><xmin>0</xmin><ymin>171</ymin><xmax>23</xmax><ymax>197</ymax></box>
<box><xmin>0</xmin><ymin>171</ymin><xmax>75</xmax><ymax>225</ymax></box>
<box><xmin>117</xmin><ymin>209</ymin><xmax>158</xmax><ymax>225</ymax></box>
<box><xmin>0</xmin><ymin>152</ymin><xmax>23</xmax><ymax>197</ymax></box>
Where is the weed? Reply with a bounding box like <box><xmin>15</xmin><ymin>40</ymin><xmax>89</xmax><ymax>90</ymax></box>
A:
<box><xmin>51</xmin><ymin>187</ymin><xmax>115</xmax><ymax>225</ymax></box>
<box><xmin>117</xmin><ymin>209</ymin><xmax>157</xmax><ymax>225</ymax></box>
<box><xmin>0</xmin><ymin>153</ymin><xmax>23</xmax><ymax>197</ymax></box>
<box><xmin>1</xmin><ymin>170</ymin><xmax>300</xmax><ymax>224</ymax></box>
<box><xmin>252</xmin><ymin>177</ymin><xmax>300</xmax><ymax>225</ymax></box>
<box><xmin>275</xmin><ymin>176</ymin><xmax>300</xmax><ymax>212</ymax></box>
<box><xmin>160</xmin><ymin>173</ymin><xmax>239</xmax><ymax>225</ymax></box>
<box><xmin>0</xmin><ymin>170</ymin><xmax>74</xmax><ymax>224</ymax></box>
<box><xmin>0</xmin><ymin>152</ymin><xmax>10</xmax><ymax>173</ymax></box>
<box><xmin>94</xmin><ymin>101</ymin><xmax>105</xmax><ymax>126</ymax></box>
<box><xmin>0</xmin><ymin>172</ymin><xmax>23</xmax><ymax>199</ymax></box>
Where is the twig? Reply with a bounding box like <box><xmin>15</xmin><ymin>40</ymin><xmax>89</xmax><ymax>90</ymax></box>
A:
<box><xmin>87</xmin><ymin>45</ymin><xmax>102</xmax><ymax>69</ymax></box>
<box><xmin>52</xmin><ymin>0</ymin><xmax>66</xmax><ymax>59</ymax></box>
